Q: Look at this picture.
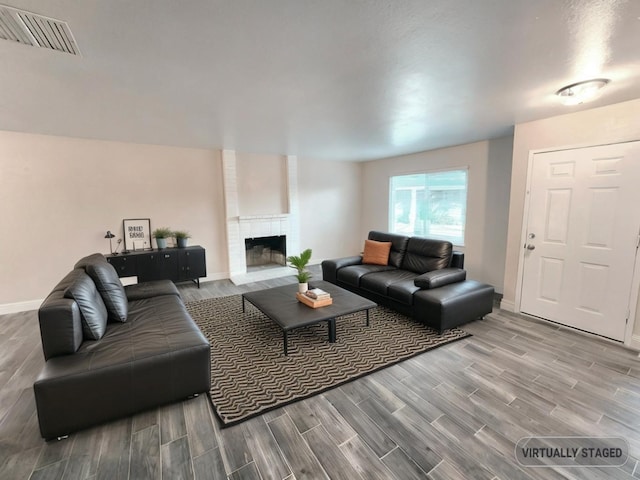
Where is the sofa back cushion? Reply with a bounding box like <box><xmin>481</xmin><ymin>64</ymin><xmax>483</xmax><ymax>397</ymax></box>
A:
<box><xmin>75</xmin><ymin>253</ymin><xmax>128</xmax><ymax>322</ymax></box>
<box><xmin>368</xmin><ymin>231</ymin><xmax>409</xmax><ymax>269</ymax></box>
<box><xmin>74</xmin><ymin>253</ymin><xmax>108</xmax><ymax>269</ymax></box>
<box><xmin>86</xmin><ymin>261</ymin><xmax>128</xmax><ymax>323</ymax></box>
<box><xmin>64</xmin><ymin>272</ymin><xmax>108</xmax><ymax>340</ymax></box>
<box><xmin>401</xmin><ymin>237</ymin><xmax>453</xmax><ymax>274</ymax></box>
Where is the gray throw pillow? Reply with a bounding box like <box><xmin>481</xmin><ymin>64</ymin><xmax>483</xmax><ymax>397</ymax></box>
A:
<box><xmin>64</xmin><ymin>272</ymin><xmax>108</xmax><ymax>340</ymax></box>
<box><xmin>86</xmin><ymin>261</ymin><xmax>128</xmax><ymax>322</ymax></box>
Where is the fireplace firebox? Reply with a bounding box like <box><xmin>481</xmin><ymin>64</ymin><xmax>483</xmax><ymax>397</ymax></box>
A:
<box><xmin>245</xmin><ymin>235</ymin><xmax>287</xmax><ymax>270</ymax></box>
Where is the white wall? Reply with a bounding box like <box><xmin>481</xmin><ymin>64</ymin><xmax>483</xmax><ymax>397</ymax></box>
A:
<box><xmin>0</xmin><ymin>130</ymin><xmax>367</xmax><ymax>312</ymax></box>
<box><xmin>0</xmin><ymin>131</ymin><xmax>227</xmax><ymax>311</ymax></box>
<box><xmin>501</xmin><ymin>98</ymin><xmax>640</xmax><ymax>338</ymax></box>
<box><xmin>360</xmin><ymin>137</ymin><xmax>513</xmax><ymax>292</ymax></box>
<box><xmin>297</xmin><ymin>159</ymin><xmax>363</xmax><ymax>263</ymax></box>
<box><xmin>236</xmin><ymin>152</ymin><xmax>287</xmax><ymax>215</ymax></box>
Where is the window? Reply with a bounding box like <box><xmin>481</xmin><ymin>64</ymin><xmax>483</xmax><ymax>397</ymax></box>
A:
<box><xmin>389</xmin><ymin>169</ymin><xmax>467</xmax><ymax>245</ymax></box>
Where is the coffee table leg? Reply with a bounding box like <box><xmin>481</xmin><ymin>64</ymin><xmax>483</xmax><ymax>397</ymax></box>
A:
<box><xmin>242</xmin><ymin>296</ymin><xmax>245</xmax><ymax>312</ymax></box>
<box><xmin>366</xmin><ymin>309</ymin><xmax>370</xmax><ymax>327</ymax></box>
<box><xmin>328</xmin><ymin>319</ymin><xmax>336</xmax><ymax>343</ymax></box>
<box><xmin>283</xmin><ymin>331</ymin><xmax>288</xmax><ymax>355</ymax></box>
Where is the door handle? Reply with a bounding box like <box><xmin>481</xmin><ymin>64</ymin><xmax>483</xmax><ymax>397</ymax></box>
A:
<box><xmin>526</xmin><ymin>244</ymin><xmax>536</xmax><ymax>250</ymax></box>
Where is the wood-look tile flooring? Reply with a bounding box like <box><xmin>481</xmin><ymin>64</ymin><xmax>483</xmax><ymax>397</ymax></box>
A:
<box><xmin>1</xmin><ymin>266</ymin><xmax>640</xmax><ymax>479</ymax></box>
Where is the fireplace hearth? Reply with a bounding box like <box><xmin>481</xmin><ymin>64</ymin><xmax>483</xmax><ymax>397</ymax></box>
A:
<box><xmin>245</xmin><ymin>235</ymin><xmax>287</xmax><ymax>270</ymax></box>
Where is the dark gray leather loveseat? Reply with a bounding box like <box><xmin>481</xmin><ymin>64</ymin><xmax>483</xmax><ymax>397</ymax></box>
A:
<box><xmin>322</xmin><ymin>231</ymin><xmax>494</xmax><ymax>333</ymax></box>
<box><xmin>34</xmin><ymin>253</ymin><xmax>210</xmax><ymax>439</ymax></box>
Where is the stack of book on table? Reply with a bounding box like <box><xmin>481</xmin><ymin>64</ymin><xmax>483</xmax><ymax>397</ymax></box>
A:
<box><xmin>296</xmin><ymin>287</ymin><xmax>333</xmax><ymax>308</ymax></box>
<box><xmin>305</xmin><ymin>288</ymin><xmax>330</xmax><ymax>300</ymax></box>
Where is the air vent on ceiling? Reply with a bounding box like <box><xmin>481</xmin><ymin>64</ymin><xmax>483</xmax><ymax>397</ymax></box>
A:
<box><xmin>0</xmin><ymin>4</ymin><xmax>79</xmax><ymax>55</ymax></box>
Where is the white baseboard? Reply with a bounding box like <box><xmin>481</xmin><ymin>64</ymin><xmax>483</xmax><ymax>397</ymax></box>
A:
<box><xmin>500</xmin><ymin>298</ymin><xmax>516</xmax><ymax>312</ymax></box>
<box><xmin>0</xmin><ymin>299</ymin><xmax>43</xmax><ymax>315</ymax></box>
<box><xmin>630</xmin><ymin>335</ymin><xmax>640</xmax><ymax>352</ymax></box>
<box><xmin>201</xmin><ymin>272</ymin><xmax>229</xmax><ymax>283</ymax></box>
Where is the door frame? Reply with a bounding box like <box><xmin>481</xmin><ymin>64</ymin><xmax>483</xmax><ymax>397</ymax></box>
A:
<box><xmin>514</xmin><ymin>140</ymin><xmax>640</xmax><ymax>347</ymax></box>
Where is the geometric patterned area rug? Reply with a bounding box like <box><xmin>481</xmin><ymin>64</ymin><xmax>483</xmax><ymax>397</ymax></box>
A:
<box><xmin>186</xmin><ymin>295</ymin><xmax>470</xmax><ymax>428</ymax></box>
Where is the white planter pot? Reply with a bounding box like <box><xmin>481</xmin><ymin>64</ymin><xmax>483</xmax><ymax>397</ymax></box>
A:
<box><xmin>298</xmin><ymin>282</ymin><xmax>308</xmax><ymax>293</ymax></box>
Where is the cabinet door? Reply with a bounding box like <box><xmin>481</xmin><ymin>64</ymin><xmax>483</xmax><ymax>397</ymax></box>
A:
<box><xmin>138</xmin><ymin>251</ymin><xmax>178</xmax><ymax>282</ymax></box>
<box><xmin>179</xmin><ymin>248</ymin><xmax>206</xmax><ymax>281</ymax></box>
<box><xmin>106</xmin><ymin>255</ymin><xmax>136</xmax><ymax>277</ymax></box>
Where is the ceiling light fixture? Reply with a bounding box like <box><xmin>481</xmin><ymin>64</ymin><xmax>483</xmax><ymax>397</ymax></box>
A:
<box><xmin>556</xmin><ymin>78</ymin><xmax>610</xmax><ymax>105</ymax></box>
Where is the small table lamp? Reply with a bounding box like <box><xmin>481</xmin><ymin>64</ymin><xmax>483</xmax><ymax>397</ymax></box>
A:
<box><xmin>105</xmin><ymin>231</ymin><xmax>116</xmax><ymax>254</ymax></box>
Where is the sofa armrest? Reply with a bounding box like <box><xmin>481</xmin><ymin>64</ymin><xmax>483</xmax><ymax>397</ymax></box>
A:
<box><xmin>451</xmin><ymin>251</ymin><xmax>464</xmax><ymax>269</ymax></box>
<box><xmin>322</xmin><ymin>256</ymin><xmax>363</xmax><ymax>284</ymax></box>
<box><xmin>125</xmin><ymin>280</ymin><xmax>180</xmax><ymax>301</ymax></box>
<box><xmin>38</xmin><ymin>297</ymin><xmax>84</xmax><ymax>360</ymax></box>
<box><xmin>414</xmin><ymin>268</ymin><xmax>466</xmax><ymax>289</ymax></box>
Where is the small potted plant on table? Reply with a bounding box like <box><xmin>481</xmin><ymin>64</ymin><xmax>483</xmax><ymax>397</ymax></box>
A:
<box><xmin>287</xmin><ymin>248</ymin><xmax>312</xmax><ymax>293</ymax></box>
<box><xmin>152</xmin><ymin>227</ymin><xmax>173</xmax><ymax>249</ymax></box>
<box><xmin>173</xmin><ymin>230</ymin><xmax>191</xmax><ymax>248</ymax></box>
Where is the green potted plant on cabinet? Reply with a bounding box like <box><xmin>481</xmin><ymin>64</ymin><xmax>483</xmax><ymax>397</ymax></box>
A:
<box><xmin>173</xmin><ymin>230</ymin><xmax>191</xmax><ymax>248</ymax></box>
<box><xmin>286</xmin><ymin>248</ymin><xmax>312</xmax><ymax>293</ymax></box>
<box><xmin>152</xmin><ymin>227</ymin><xmax>172</xmax><ymax>249</ymax></box>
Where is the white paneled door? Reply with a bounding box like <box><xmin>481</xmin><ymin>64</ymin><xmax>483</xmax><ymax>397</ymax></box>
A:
<box><xmin>520</xmin><ymin>142</ymin><xmax>640</xmax><ymax>341</ymax></box>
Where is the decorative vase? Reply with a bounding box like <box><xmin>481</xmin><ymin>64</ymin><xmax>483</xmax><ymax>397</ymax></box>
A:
<box><xmin>156</xmin><ymin>238</ymin><xmax>167</xmax><ymax>249</ymax></box>
<box><xmin>177</xmin><ymin>237</ymin><xmax>188</xmax><ymax>248</ymax></box>
<box><xmin>298</xmin><ymin>282</ymin><xmax>308</xmax><ymax>293</ymax></box>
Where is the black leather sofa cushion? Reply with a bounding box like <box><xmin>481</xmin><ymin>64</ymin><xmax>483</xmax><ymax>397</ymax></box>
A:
<box><xmin>360</xmin><ymin>270</ymin><xmax>418</xmax><ymax>297</ymax></box>
<box><xmin>63</xmin><ymin>271</ymin><xmax>108</xmax><ymax>340</ymax></box>
<box><xmin>387</xmin><ymin>279</ymin><xmax>421</xmax><ymax>305</ymax></box>
<box><xmin>337</xmin><ymin>264</ymin><xmax>395</xmax><ymax>288</ymax></box>
<box><xmin>414</xmin><ymin>280</ymin><xmax>495</xmax><ymax>332</ymax></box>
<box><xmin>34</xmin><ymin>294</ymin><xmax>210</xmax><ymax>439</ymax></box>
<box><xmin>414</xmin><ymin>268</ymin><xmax>466</xmax><ymax>289</ymax></box>
<box><xmin>125</xmin><ymin>280</ymin><xmax>180</xmax><ymax>300</ymax></box>
<box><xmin>60</xmin><ymin>295</ymin><xmax>205</xmax><ymax>369</ymax></box>
<box><xmin>368</xmin><ymin>231</ymin><xmax>409</xmax><ymax>269</ymax></box>
<box><xmin>86</xmin><ymin>261</ymin><xmax>128</xmax><ymax>323</ymax></box>
<box><xmin>401</xmin><ymin>237</ymin><xmax>453</xmax><ymax>273</ymax></box>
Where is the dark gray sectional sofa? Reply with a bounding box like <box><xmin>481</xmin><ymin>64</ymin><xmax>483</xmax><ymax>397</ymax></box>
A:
<box><xmin>34</xmin><ymin>253</ymin><xmax>210</xmax><ymax>439</ymax></box>
<box><xmin>322</xmin><ymin>231</ymin><xmax>494</xmax><ymax>333</ymax></box>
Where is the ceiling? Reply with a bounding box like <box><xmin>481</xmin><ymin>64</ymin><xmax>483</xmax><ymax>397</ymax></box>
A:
<box><xmin>1</xmin><ymin>0</ymin><xmax>639</xmax><ymax>162</ymax></box>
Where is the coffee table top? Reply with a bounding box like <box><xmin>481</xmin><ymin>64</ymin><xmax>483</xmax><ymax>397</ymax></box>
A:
<box><xmin>242</xmin><ymin>280</ymin><xmax>376</xmax><ymax>331</ymax></box>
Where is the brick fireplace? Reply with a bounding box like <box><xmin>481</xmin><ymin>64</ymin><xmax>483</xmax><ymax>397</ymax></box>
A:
<box><xmin>245</xmin><ymin>235</ymin><xmax>287</xmax><ymax>269</ymax></box>
<box><xmin>222</xmin><ymin>151</ymin><xmax>300</xmax><ymax>284</ymax></box>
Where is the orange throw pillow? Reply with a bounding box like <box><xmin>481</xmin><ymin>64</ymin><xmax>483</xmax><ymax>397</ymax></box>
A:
<box><xmin>362</xmin><ymin>240</ymin><xmax>392</xmax><ymax>266</ymax></box>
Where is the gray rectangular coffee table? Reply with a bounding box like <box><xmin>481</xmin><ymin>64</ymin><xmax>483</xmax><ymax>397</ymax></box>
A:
<box><xmin>242</xmin><ymin>280</ymin><xmax>376</xmax><ymax>355</ymax></box>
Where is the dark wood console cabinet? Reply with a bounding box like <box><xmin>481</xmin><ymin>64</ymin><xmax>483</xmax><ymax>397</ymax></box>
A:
<box><xmin>106</xmin><ymin>246</ymin><xmax>206</xmax><ymax>287</ymax></box>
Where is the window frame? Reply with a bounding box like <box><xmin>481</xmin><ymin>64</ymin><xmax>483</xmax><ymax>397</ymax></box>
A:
<box><xmin>388</xmin><ymin>167</ymin><xmax>469</xmax><ymax>247</ymax></box>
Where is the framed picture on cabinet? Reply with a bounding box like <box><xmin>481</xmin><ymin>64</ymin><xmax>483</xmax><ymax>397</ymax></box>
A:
<box><xmin>122</xmin><ymin>218</ymin><xmax>151</xmax><ymax>252</ymax></box>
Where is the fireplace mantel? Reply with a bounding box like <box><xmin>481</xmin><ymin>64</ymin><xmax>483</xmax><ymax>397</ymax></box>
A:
<box><xmin>237</xmin><ymin>214</ymin><xmax>289</xmax><ymax>221</ymax></box>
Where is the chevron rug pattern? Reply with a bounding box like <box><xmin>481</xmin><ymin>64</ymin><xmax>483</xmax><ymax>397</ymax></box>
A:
<box><xmin>186</xmin><ymin>294</ymin><xmax>470</xmax><ymax>427</ymax></box>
